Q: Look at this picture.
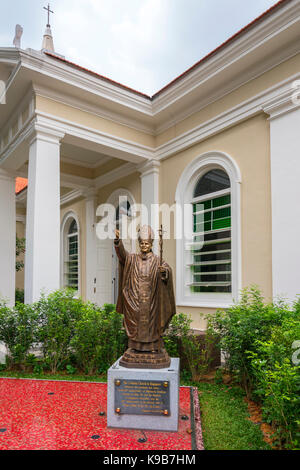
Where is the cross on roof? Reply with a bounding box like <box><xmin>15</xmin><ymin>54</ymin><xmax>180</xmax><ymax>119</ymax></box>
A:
<box><xmin>43</xmin><ymin>3</ymin><xmax>54</xmax><ymax>26</ymax></box>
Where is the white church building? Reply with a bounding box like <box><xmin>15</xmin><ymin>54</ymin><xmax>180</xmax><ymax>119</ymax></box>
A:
<box><xmin>0</xmin><ymin>0</ymin><xmax>300</xmax><ymax>333</ymax></box>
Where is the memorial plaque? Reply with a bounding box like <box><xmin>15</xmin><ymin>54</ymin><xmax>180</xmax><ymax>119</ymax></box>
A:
<box><xmin>114</xmin><ymin>379</ymin><xmax>170</xmax><ymax>416</ymax></box>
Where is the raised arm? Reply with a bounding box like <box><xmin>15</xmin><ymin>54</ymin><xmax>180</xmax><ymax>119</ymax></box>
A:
<box><xmin>114</xmin><ymin>229</ymin><xmax>128</xmax><ymax>265</ymax></box>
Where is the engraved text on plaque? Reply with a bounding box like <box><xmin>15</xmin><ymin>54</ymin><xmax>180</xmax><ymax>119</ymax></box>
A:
<box><xmin>114</xmin><ymin>379</ymin><xmax>170</xmax><ymax>416</ymax></box>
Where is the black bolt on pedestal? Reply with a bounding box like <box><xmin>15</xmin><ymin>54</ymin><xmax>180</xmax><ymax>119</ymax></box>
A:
<box><xmin>0</xmin><ymin>428</ymin><xmax>7</xmax><ymax>433</ymax></box>
<box><xmin>138</xmin><ymin>431</ymin><xmax>147</xmax><ymax>443</ymax></box>
<box><xmin>99</xmin><ymin>412</ymin><xmax>105</xmax><ymax>416</ymax></box>
<box><xmin>181</xmin><ymin>415</ymin><xmax>189</xmax><ymax>421</ymax></box>
<box><xmin>91</xmin><ymin>435</ymin><xmax>100</xmax><ymax>440</ymax></box>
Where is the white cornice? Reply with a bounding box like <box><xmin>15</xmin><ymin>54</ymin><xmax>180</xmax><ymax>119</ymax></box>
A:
<box><xmin>60</xmin><ymin>189</ymin><xmax>84</xmax><ymax>205</ymax></box>
<box><xmin>155</xmin><ymin>73</ymin><xmax>300</xmax><ymax>161</ymax></box>
<box><xmin>34</xmin><ymin>111</ymin><xmax>153</xmax><ymax>163</ymax></box>
<box><xmin>33</xmin><ymin>84</ymin><xmax>154</xmax><ymax>135</ymax></box>
<box><xmin>154</xmin><ymin>45</ymin><xmax>300</xmax><ymax>135</ymax></box>
<box><xmin>19</xmin><ymin>49</ymin><xmax>152</xmax><ymax>116</ymax></box>
<box><xmin>61</xmin><ymin>155</ymin><xmax>112</xmax><ymax>169</ymax></box>
<box><xmin>263</xmin><ymin>85</ymin><xmax>300</xmax><ymax>119</ymax></box>
<box><xmin>2</xmin><ymin>73</ymin><xmax>299</xmax><ymax>171</ymax></box>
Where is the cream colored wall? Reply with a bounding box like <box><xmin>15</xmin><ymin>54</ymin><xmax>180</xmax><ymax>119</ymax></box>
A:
<box><xmin>93</xmin><ymin>159</ymin><xmax>127</xmax><ymax>178</ymax></box>
<box><xmin>160</xmin><ymin>113</ymin><xmax>272</xmax><ymax>330</ymax></box>
<box><xmin>96</xmin><ymin>171</ymin><xmax>141</xmax><ymax>208</ymax></box>
<box><xmin>60</xmin><ymin>161</ymin><xmax>94</xmax><ymax>179</ymax></box>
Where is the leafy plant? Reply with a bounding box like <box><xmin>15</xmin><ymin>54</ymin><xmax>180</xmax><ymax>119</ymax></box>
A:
<box><xmin>0</xmin><ymin>301</ymin><xmax>38</xmax><ymax>369</ymax></box>
<box><xmin>165</xmin><ymin>313</ymin><xmax>214</xmax><ymax>381</ymax></box>
<box><xmin>37</xmin><ymin>289</ymin><xmax>84</xmax><ymax>373</ymax></box>
<box><xmin>16</xmin><ymin>236</ymin><xmax>25</xmax><ymax>272</ymax></box>
<box><xmin>66</xmin><ymin>364</ymin><xmax>77</xmax><ymax>375</ymax></box>
<box><xmin>71</xmin><ymin>303</ymin><xmax>126</xmax><ymax>375</ymax></box>
<box><xmin>207</xmin><ymin>286</ymin><xmax>300</xmax><ymax>448</ymax></box>
<box><xmin>15</xmin><ymin>288</ymin><xmax>24</xmax><ymax>304</ymax></box>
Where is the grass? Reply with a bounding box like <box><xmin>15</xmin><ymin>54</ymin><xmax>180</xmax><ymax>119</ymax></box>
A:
<box><xmin>0</xmin><ymin>369</ymin><xmax>107</xmax><ymax>383</ymax></box>
<box><xmin>0</xmin><ymin>369</ymin><xmax>271</xmax><ymax>450</ymax></box>
<box><xmin>196</xmin><ymin>381</ymin><xmax>271</xmax><ymax>450</ymax></box>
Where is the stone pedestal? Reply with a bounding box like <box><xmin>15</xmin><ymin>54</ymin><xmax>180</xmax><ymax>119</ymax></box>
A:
<box><xmin>107</xmin><ymin>357</ymin><xmax>180</xmax><ymax>432</ymax></box>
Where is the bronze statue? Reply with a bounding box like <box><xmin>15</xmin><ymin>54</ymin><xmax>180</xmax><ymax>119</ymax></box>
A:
<box><xmin>114</xmin><ymin>225</ymin><xmax>176</xmax><ymax>369</ymax></box>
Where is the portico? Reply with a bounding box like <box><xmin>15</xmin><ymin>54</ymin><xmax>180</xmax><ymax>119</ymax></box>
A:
<box><xmin>0</xmin><ymin>49</ymin><xmax>159</xmax><ymax>305</ymax></box>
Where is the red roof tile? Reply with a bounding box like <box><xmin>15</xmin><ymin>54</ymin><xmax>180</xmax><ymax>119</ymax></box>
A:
<box><xmin>15</xmin><ymin>177</ymin><xmax>28</xmax><ymax>195</ymax></box>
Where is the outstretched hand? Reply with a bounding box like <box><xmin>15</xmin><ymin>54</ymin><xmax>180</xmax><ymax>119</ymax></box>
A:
<box><xmin>159</xmin><ymin>266</ymin><xmax>168</xmax><ymax>280</ymax></box>
<box><xmin>115</xmin><ymin>229</ymin><xmax>120</xmax><ymax>240</ymax></box>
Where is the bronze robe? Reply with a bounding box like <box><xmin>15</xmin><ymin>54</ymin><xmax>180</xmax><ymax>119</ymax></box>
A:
<box><xmin>114</xmin><ymin>239</ymin><xmax>176</xmax><ymax>351</ymax></box>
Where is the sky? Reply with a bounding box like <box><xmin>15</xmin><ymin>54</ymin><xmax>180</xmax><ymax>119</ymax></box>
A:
<box><xmin>0</xmin><ymin>0</ymin><xmax>281</xmax><ymax>96</ymax></box>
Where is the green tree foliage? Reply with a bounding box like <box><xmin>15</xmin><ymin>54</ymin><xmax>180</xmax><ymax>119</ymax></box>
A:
<box><xmin>16</xmin><ymin>236</ymin><xmax>25</xmax><ymax>272</ymax></box>
<box><xmin>0</xmin><ymin>300</ymin><xmax>38</xmax><ymax>370</ymax></box>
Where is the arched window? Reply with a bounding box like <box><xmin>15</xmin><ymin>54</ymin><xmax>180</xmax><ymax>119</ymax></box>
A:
<box><xmin>61</xmin><ymin>214</ymin><xmax>80</xmax><ymax>292</ymax></box>
<box><xmin>191</xmin><ymin>169</ymin><xmax>231</xmax><ymax>294</ymax></box>
<box><xmin>175</xmin><ymin>152</ymin><xmax>241</xmax><ymax>308</ymax></box>
<box><xmin>115</xmin><ymin>200</ymin><xmax>132</xmax><ymax>229</ymax></box>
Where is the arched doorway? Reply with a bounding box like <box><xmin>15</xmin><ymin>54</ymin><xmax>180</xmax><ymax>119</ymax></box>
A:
<box><xmin>96</xmin><ymin>190</ymin><xmax>136</xmax><ymax>307</ymax></box>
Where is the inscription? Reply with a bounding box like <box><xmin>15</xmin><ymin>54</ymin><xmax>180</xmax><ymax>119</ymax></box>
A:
<box><xmin>114</xmin><ymin>379</ymin><xmax>170</xmax><ymax>416</ymax></box>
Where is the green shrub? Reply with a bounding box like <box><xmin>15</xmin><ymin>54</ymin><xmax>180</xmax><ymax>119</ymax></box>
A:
<box><xmin>248</xmin><ymin>314</ymin><xmax>300</xmax><ymax>448</ymax></box>
<box><xmin>71</xmin><ymin>303</ymin><xmax>126</xmax><ymax>375</ymax></box>
<box><xmin>15</xmin><ymin>288</ymin><xmax>24</xmax><ymax>304</ymax></box>
<box><xmin>0</xmin><ymin>300</ymin><xmax>38</xmax><ymax>369</ymax></box>
<box><xmin>164</xmin><ymin>313</ymin><xmax>192</xmax><ymax>358</ymax></box>
<box><xmin>207</xmin><ymin>286</ymin><xmax>300</xmax><ymax>449</ymax></box>
<box><xmin>206</xmin><ymin>286</ymin><xmax>295</xmax><ymax>396</ymax></box>
<box><xmin>165</xmin><ymin>313</ymin><xmax>214</xmax><ymax>381</ymax></box>
<box><xmin>37</xmin><ymin>289</ymin><xmax>85</xmax><ymax>373</ymax></box>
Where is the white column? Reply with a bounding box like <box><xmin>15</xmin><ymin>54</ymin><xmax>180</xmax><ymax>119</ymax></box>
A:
<box><xmin>85</xmin><ymin>188</ymin><xmax>97</xmax><ymax>302</ymax></box>
<box><xmin>138</xmin><ymin>160</ymin><xmax>160</xmax><ymax>249</ymax></box>
<box><xmin>0</xmin><ymin>169</ymin><xmax>16</xmax><ymax>306</ymax></box>
<box><xmin>265</xmin><ymin>97</ymin><xmax>300</xmax><ymax>302</ymax></box>
<box><xmin>24</xmin><ymin>128</ymin><xmax>64</xmax><ymax>304</ymax></box>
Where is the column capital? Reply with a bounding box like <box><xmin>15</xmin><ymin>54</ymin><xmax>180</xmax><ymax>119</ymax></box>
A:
<box><xmin>28</xmin><ymin>121</ymin><xmax>65</xmax><ymax>147</ymax></box>
<box><xmin>83</xmin><ymin>187</ymin><xmax>97</xmax><ymax>201</ymax></box>
<box><xmin>263</xmin><ymin>84</ymin><xmax>300</xmax><ymax>120</ymax></box>
<box><xmin>137</xmin><ymin>159</ymin><xmax>160</xmax><ymax>178</ymax></box>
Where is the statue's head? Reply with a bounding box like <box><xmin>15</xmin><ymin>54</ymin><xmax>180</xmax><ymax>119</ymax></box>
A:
<box><xmin>138</xmin><ymin>225</ymin><xmax>154</xmax><ymax>254</ymax></box>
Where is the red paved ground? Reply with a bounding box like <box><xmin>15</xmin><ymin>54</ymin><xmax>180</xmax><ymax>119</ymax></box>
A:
<box><xmin>0</xmin><ymin>378</ymin><xmax>197</xmax><ymax>450</ymax></box>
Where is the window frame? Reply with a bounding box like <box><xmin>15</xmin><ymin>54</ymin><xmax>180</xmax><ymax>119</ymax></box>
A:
<box><xmin>60</xmin><ymin>212</ymin><xmax>81</xmax><ymax>295</ymax></box>
<box><xmin>175</xmin><ymin>151</ymin><xmax>241</xmax><ymax>308</ymax></box>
